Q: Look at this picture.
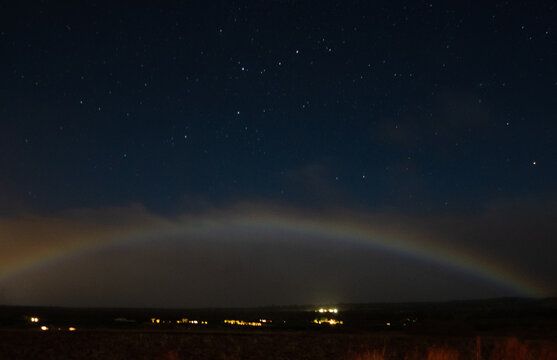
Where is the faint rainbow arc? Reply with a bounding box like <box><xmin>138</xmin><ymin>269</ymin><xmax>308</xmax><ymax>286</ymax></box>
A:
<box><xmin>0</xmin><ymin>212</ymin><xmax>549</xmax><ymax>298</ymax></box>
<box><xmin>239</xmin><ymin>214</ymin><xmax>548</xmax><ymax>297</ymax></box>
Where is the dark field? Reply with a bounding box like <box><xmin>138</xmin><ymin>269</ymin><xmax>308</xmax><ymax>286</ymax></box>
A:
<box><xmin>1</xmin><ymin>298</ymin><xmax>557</xmax><ymax>359</ymax></box>
<box><xmin>1</xmin><ymin>330</ymin><xmax>557</xmax><ymax>360</ymax></box>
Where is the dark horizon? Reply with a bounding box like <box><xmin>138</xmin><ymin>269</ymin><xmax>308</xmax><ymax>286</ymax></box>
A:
<box><xmin>3</xmin><ymin>295</ymin><xmax>557</xmax><ymax>312</ymax></box>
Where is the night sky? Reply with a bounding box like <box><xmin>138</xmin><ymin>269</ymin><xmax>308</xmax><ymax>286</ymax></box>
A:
<box><xmin>1</xmin><ymin>1</ymin><xmax>556</xmax><ymax>307</ymax></box>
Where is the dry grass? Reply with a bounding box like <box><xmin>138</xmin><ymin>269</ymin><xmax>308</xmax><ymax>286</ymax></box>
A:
<box><xmin>346</xmin><ymin>345</ymin><xmax>460</xmax><ymax>360</ymax></box>
<box><xmin>426</xmin><ymin>347</ymin><xmax>459</xmax><ymax>360</ymax></box>
<box><xmin>539</xmin><ymin>348</ymin><xmax>557</xmax><ymax>360</ymax></box>
<box><xmin>345</xmin><ymin>336</ymin><xmax>557</xmax><ymax>360</ymax></box>
<box><xmin>155</xmin><ymin>350</ymin><xmax>180</xmax><ymax>360</ymax></box>
<box><xmin>349</xmin><ymin>346</ymin><xmax>386</xmax><ymax>360</ymax></box>
<box><xmin>489</xmin><ymin>337</ymin><xmax>529</xmax><ymax>360</ymax></box>
<box><xmin>1</xmin><ymin>330</ymin><xmax>556</xmax><ymax>359</ymax></box>
<box><xmin>487</xmin><ymin>337</ymin><xmax>557</xmax><ymax>360</ymax></box>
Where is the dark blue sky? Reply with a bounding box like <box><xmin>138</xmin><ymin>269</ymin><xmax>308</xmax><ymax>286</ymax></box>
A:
<box><xmin>2</xmin><ymin>0</ymin><xmax>555</xmax><ymax>214</ymax></box>
<box><xmin>0</xmin><ymin>1</ymin><xmax>556</xmax><ymax>306</ymax></box>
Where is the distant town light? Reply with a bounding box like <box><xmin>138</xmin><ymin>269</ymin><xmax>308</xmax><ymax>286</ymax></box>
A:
<box><xmin>314</xmin><ymin>318</ymin><xmax>343</xmax><ymax>325</ymax></box>
<box><xmin>40</xmin><ymin>326</ymin><xmax>48</xmax><ymax>331</ymax></box>
<box><xmin>30</xmin><ymin>317</ymin><xmax>39</xmax><ymax>323</ymax></box>
<box><xmin>316</xmin><ymin>307</ymin><xmax>338</xmax><ymax>314</ymax></box>
<box><xmin>224</xmin><ymin>319</ymin><xmax>262</xmax><ymax>327</ymax></box>
<box><xmin>68</xmin><ymin>327</ymin><xmax>76</xmax><ymax>331</ymax></box>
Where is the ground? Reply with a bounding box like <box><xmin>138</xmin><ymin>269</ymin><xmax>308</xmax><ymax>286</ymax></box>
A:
<box><xmin>1</xmin><ymin>329</ymin><xmax>557</xmax><ymax>360</ymax></box>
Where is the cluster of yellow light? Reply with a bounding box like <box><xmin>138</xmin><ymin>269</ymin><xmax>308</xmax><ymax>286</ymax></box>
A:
<box><xmin>317</xmin><ymin>308</ymin><xmax>338</xmax><ymax>314</ymax></box>
<box><xmin>313</xmin><ymin>318</ymin><xmax>343</xmax><ymax>325</ymax></box>
<box><xmin>40</xmin><ymin>326</ymin><xmax>48</xmax><ymax>331</ymax></box>
<box><xmin>259</xmin><ymin>319</ymin><xmax>271</xmax><ymax>323</ymax></box>
<box><xmin>177</xmin><ymin>319</ymin><xmax>207</xmax><ymax>325</ymax></box>
<box><xmin>152</xmin><ymin>317</ymin><xmax>207</xmax><ymax>325</ymax></box>
<box><xmin>30</xmin><ymin>317</ymin><xmax>39</xmax><ymax>323</ymax></box>
<box><xmin>386</xmin><ymin>322</ymin><xmax>391</xmax><ymax>326</ymax></box>
<box><xmin>224</xmin><ymin>320</ymin><xmax>262</xmax><ymax>327</ymax></box>
<box><xmin>68</xmin><ymin>327</ymin><xmax>76</xmax><ymax>331</ymax></box>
